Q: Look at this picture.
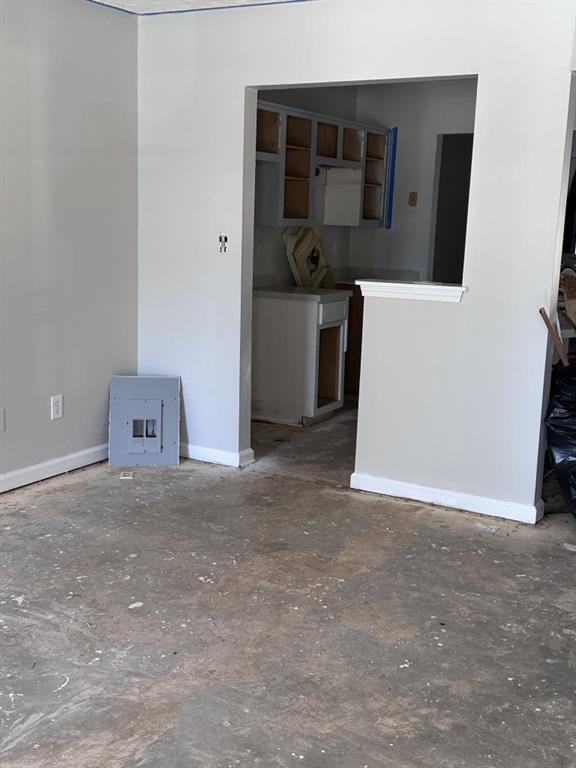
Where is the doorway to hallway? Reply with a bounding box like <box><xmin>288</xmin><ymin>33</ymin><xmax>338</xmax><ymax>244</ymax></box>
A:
<box><xmin>431</xmin><ymin>133</ymin><xmax>474</xmax><ymax>284</ymax></box>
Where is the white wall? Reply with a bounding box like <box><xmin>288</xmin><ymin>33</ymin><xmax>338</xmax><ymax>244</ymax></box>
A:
<box><xmin>351</xmin><ymin>77</ymin><xmax>477</xmax><ymax>280</ymax></box>
<box><xmin>0</xmin><ymin>0</ymin><xmax>138</xmax><ymax>487</ymax></box>
<box><xmin>138</xmin><ymin>0</ymin><xmax>576</xmax><ymax>518</ymax></box>
<box><xmin>253</xmin><ymin>222</ymin><xmax>351</xmax><ymax>287</ymax></box>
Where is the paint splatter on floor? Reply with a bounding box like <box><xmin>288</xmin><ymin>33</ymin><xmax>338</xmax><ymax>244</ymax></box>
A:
<box><xmin>0</xmin><ymin>413</ymin><xmax>575</xmax><ymax>766</ymax></box>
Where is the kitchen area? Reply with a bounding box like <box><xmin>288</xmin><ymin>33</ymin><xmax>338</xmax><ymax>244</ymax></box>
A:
<box><xmin>249</xmin><ymin>80</ymin><xmax>476</xmax><ymax>477</ymax></box>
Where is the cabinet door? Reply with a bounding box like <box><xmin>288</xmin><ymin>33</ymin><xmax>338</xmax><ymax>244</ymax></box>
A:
<box><xmin>323</xmin><ymin>167</ymin><xmax>362</xmax><ymax>227</ymax></box>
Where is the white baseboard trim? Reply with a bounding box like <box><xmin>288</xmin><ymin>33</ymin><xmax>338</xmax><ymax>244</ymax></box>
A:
<box><xmin>0</xmin><ymin>444</ymin><xmax>108</xmax><ymax>494</ymax></box>
<box><xmin>181</xmin><ymin>443</ymin><xmax>255</xmax><ymax>468</ymax></box>
<box><xmin>350</xmin><ymin>472</ymin><xmax>544</xmax><ymax>525</ymax></box>
<box><xmin>1</xmin><ymin>442</ymin><xmax>257</xmax><ymax>493</ymax></box>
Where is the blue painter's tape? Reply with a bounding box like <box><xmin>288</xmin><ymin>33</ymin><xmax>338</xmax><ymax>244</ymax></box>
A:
<box><xmin>385</xmin><ymin>126</ymin><xmax>398</xmax><ymax>230</ymax></box>
<box><xmin>84</xmin><ymin>0</ymin><xmax>312</xmax><ymax>16</ymax></box>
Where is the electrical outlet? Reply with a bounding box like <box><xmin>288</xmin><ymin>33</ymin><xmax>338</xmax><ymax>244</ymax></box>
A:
<box><xmin>0</xmin><ymin>408</ymin><xmax>5</xmax><ymax>433</ymax></box>
<box><xmin>218</xmin><ymin>234</ymin><xmax>228</xmax><ymax>254</ymax></box>
<box><xmin>408</xmin><ymin>191</ymin><xmax>418</xmax><ymax>207</ymax></box>
<box><xmin>50</xmin><ymin>395</ymin><xmax>63</xmax><ymax>420</ymax></box>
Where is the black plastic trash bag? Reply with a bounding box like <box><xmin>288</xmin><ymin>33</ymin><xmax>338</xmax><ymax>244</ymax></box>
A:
<box><xmin>545</xmin><ymin>362</ymin><xmax>576</xmax><ymax>514</ymax></box>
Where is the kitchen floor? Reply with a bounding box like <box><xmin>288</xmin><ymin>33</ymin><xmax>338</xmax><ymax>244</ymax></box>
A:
<box><xmin>1</xmin><ymin>414</ymin><xmax>576</xmax><ymax>767</ymax></box>
<box><xmin>249</xmin><ymin>407</ymin><xmax>358</xmax><ymax>489</ymax></box>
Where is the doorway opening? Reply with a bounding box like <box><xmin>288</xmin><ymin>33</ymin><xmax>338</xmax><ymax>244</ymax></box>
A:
<box><xmin>430</xmin><ymin>133</ymin><xmax>474</xmax><ymax>284</ymax></box>
<box><xmin>541</xmin><ymin>127</ymin><xmax>576</xmax><ymax>516</ymax></box>
<box><xmin>245</xmin><ymin>78</ymin><xmax>478</xmax><ymax>486</ymax></box>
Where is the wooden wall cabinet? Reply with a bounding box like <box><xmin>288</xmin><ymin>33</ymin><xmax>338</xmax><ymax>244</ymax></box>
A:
<box><xmin>361</xmin><ymin>131</ymin><xmax>388</xmax><ymax>224</ymax></box>
<box><xmin>256</xmin><ymin>108</ymin><xmax>280</xmax><ymax>154</ymax></box>
<box><xmin>254</xmin><ymin>101</ymin><xmax>397</xmax><ymax>229</ymax></box>
<box><xmin>342</xmin><ymin>127</ymin><xmax>363</xmax><ymax>162</ymax></box>
<box><xmin>317</xmin><ymin>122</ymin><xmax>338</xmax><ymax>159</ymax></box>
<box><xmin>255</xmin><ymin>106</ymin><xmax>314</xmax><ymax>226</ymax></box>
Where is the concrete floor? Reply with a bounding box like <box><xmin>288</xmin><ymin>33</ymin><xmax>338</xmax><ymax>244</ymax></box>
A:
<box><xmin>1</xmin><ymin>411</ymin><xmax>576</xmax><ymax>767</ymax></box>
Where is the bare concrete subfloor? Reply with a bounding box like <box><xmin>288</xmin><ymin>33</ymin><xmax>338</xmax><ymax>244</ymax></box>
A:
<box><xmin>1</xmin><ymin>410</ymin><xmax>576</xmax><ymax>767</ymax></box>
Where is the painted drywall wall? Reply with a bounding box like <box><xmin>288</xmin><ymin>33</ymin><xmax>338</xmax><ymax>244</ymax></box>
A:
<box><xmin>138</xmin><ymin>0</ymin><xmax>576</xmax><ymax>518</ymax></box>
<box><xmin>0</xmin><ymin>0</ymin><xmax>138</xmax><ymax>484</ymax></box>
<box><xmin>253</xmin><ymin>222</ymin><xmax>351</xmax><ymax>288</ymax></box>
<box><xmin>254</xmin><ymin>86</ymin><xmax>358</xmax><ymax>288</ymax></box>
<box><xmin>351</xmin><ymin>78</ymin><xmax>477</xmax><ymax>280</ymax></box>
<box><xmin>90</xmin><ymin>0</ymin><xmax>304</xmax><ymax>12</ymax></box>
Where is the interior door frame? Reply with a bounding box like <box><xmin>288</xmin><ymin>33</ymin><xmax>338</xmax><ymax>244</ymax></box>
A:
<box><xmin>426</xmin><ymin>133</ymin><xmax>445</xmax><ymax>281</ymax></box>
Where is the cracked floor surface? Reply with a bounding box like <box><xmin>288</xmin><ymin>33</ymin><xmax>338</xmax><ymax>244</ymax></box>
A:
<box><xmin>1</xmin><ymin>411</ymin><xmax>576</xmax><ymax>767</ymax></box>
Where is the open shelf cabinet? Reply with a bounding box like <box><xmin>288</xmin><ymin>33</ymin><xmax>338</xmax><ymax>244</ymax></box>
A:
<box><xmin>286</xmin><ymin>114</ymin><xmax>312</xmax><ymax>148</ymax></box>
<box><xmin>342</xmin><ymin>127</ymin><xmax>363</xmax><ymax>162</ymax></box>
<box><xmin>317</xmin><ymin>122</ymin><xmax>338</xmax><ymax>159</ymax></box>
<box><xmin>256</xmin><ymin>108</ymin><xmax>280</xmax><ymax>154</ymax></box>
<box><xmin>362</xmin><ymin>185</ymin><xmax>384</xmax><ymax>221</ymax></box>
<box><xmin>366</xmin><ymin>131</ymin><xmax>386</xmax><ymax>160</ymax></box>
<box><xmin>360</xmin><ymin>131</ymin><xmax>390</xmax><ymax>224</ymax></box>
<box><xmin>283</xmin><ymin>115</ymin><xmax>312</xmax><ymax>220</ymax></box>
<box><xmin>317</xmin><ymin>325</ymin><xmax>342</xmax><ymax>408</ymax></box>
<box><xmin>254</xmin><ymin>100</ymin><xmax>397</xmax><ymax>228</ymax></box>
<box><xmin>364</xmin><ymin>158</ymin><xmax>385</xmax><ymax>186</ymax></box>
<box><xmin>284</xmin><ymin>178</ymin><xmax>310</xmax><ymax>220</ymax></box>
<box><xmin>285</xmin><ymin>147</ymin><xmax>311</xmax><ymax>179</ymax></box>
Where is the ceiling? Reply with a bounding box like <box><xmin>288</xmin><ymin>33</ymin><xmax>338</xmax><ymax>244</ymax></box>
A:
<box><xmin>87</xmin><ymin>0</ymin><xmax>308</xmax><ymax>14</ymax></box>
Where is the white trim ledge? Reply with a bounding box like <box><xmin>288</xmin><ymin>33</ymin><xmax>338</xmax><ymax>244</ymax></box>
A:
<box><xmin>350</xmin><ymin>472</ymin><xmax>544</xmax><ymax>525</ymax></box>
<box><xmin>356</xmin><ymin>280</ymin><xmax>467</xmax><ymax>303</ymax></box>
<box><xmin>0</xmin><ymin>444</ymin><xmax>108</xmax><ymax>494</ymax></box>
<box><xmin>181</xmin><ymin>443</ymin><xmax>255</xmax><ymax>468</ymax></box>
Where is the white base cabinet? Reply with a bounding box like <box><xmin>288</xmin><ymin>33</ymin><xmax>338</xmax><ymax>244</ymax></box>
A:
<box><xmin>252</xmin><ymin>287</ymin><xmax>352</xmax><ymax>426</ymax></box>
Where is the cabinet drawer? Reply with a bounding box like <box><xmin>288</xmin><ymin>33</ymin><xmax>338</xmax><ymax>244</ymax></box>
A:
<box><xmin>320</xmin><ymin>300</ymin><xmax>347</xmax><ymax>326</ymax></box>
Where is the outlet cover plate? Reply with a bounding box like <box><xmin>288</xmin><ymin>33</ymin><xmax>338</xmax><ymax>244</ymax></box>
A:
<box><xmin>50</xmin><ymin>395</ymin><xmax>63</xmax><ymax>420</ymax></box>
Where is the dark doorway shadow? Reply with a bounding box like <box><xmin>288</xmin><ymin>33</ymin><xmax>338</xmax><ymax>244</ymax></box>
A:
<box><xmin>432</xmin><ymin>133</ymin><xmax>474</xmax><ymax>284</ymax></box>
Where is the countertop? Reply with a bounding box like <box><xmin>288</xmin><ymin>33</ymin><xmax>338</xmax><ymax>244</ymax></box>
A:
<box><xmin>254</xmin><ymin>286</ymin><xmax>353</xmax><ymax>303</ymax></box>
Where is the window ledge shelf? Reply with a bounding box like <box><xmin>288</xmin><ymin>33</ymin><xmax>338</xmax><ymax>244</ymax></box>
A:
<box><xmin>356</xmin><ymin>280</ymin><xmax>467</xmax><ymax>303</ymax></box>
